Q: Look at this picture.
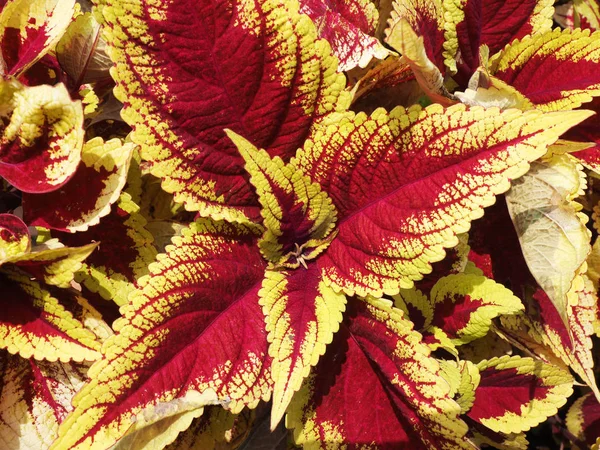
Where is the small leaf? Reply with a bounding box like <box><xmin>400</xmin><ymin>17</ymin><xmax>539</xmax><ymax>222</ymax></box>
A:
<box><xmin>468</xmin><ymin>355</ymin><xmax>573</xmax><ymax>434</ymax></box>
<box><xmin>0</xmin><ymin>0</ymin><xmax>75</xmax><ymax>77</ymax></box>
<box><xmin>23</xmin><ymin>137</ymin><xmax>135</xmax><ymax>232</ymax></box>
<box><xmin>566</xmin><ymin>392</ymin><xmax>600</xmax><ymax>448</ymax></box>
<box><xmin>0</xmin><ymin>268</ymin><xmax>101</xmax><ymax>362</ymax></box>
<box><xmin>0</xmin><ymin>213</ymin><xmax>30</xmax><ymax>262</ymax></box>
<box><xmin>299</xmin><ymin>0</ymin><xmax>389</xmax><ymax>71</ymax></box>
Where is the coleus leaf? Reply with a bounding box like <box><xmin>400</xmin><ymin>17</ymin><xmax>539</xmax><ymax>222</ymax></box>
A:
<box><xmin>0</xmin><ymin>268</ymin><xmax>101</xmax><ymax>362</ymax></box>
<box><xmin>0</xmin><ymin>0</ymin><xmax>75</xmax><ymax>77</ymax></box>
<box><xmin>505</xmin><ymin>154</ymin><xmax>591</xmax><ymax>327</ymax></box>
<box><xmin>287</xmin><ymin>296</ymin><xmax>470</xmax><ymax>449</ymax></box>
<box><xmin>295</xmin><ymin>104</ymin><xmax>591</xmax><ymax>297</ymax></box>
<box><xmin>56</xmin><ymin>12</ymin><xmax>112</xmax><ymax>88</ymax></box>
<box><xmin>0</xmin><ymin>351</ymin><xmax>90</xmax><ymax>449</ymax></box>
<box><xmin>99</xmin><ymin>0</ymin><xmax>349</xmax><ymax>223</ymax></box>
<box><xmin>0</xmin><ymin>80</ymin><xmax>84</xmax><ymax>194</ymax></box>
<box><xmin>51</xmin><ymin>219</ymin><xmax>272</xmax><ymax>449</ymax></box>
<box><xmin>467</xmin><ymin>355</ymin><xmax>573</xmax><ymax>434</ymax></box>
<box><xmin>567</xmin><ymin>392</ymin><xmax>600</xmax><ymax>449</ymax></box>
<box><xmin>227</xmin><ymin>130</ymin><xmax>337</xmax><ymax>267</ymax></box>
<box><xmin>0</xmin><ymin>213</ymin><xmax>30</xmax><ymax>262</ymax></box>
<box><xmin>53</xmin><ymin>192</ymin><xmax>157</xmax><ymax>306</ymax></box>
<box><xmin>500</xmin><ymin>272</ymin><xmax>600</xmax><ymax>402</ymax></box>
<box><xmin>385</xmin><ymin>0</ymin><xmax>446</xmax><ymax>72</ymax></box>
<box><xmin>299</xmin><ymin>0</ymin><xmax>389</xmax><ymax>71</ymax></box>
<box><xmin>490</xmin><ymin>28</ymin><xmax>600</xmax><ymax>112</ymax></box>
<box><xmin>443</xmin><ymin>0</ymin><xmax>553</xmax><ymax>77</ymax></box>
<box><xmin>260</xmin><ymin>266</ymin><xmax>346</xmax><ymax>429</ymax></box>
<box><xmin>229</xmin><ymin>131</ymin><xmax>345</xmax><ymax>427</ymax></box>
<box><xmin>394</xmin><ymin>273</ymin><xmax>523</xmax><ymax>352</ymax></box>
<box><xmin>438</xmin><ymin>359</ymin><xmax>480</xmax><ymax>414</ymax></box>
<box><xmin>23</xmin><ymin>137</ymin><xmax>135</xmax><ymax>232</ymax></box>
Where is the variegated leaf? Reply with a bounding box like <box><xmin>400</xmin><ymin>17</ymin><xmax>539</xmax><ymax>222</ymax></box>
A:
<box><xmin>0</xmin><ymin>351</ymin><xmax>90</xmax><ymax>450</ymax></box>
<box><xmin>491</xmin><ymin>28</ymin><xmax>600</xmax><ymax>112</ymax></box>
<box><xmin>443</xmin><ymin>0</ymin><xmax>553</xmax><ymax>77</ymax></box>
<box><xmin>23</xmin><ymin>137</ymin><xmax>135</xmax><ymax>232</ymax></box>
<box><xmin>99</xmin><ymin>0</ymin><xmax>348</xmax><ymax>223</ymax></box>
<box><xmin>0</xmin><ymin>213</ymin><xmax>30</xmax><ymax>262</ymax></box>
<box><xmin>260</xmin><ymin>265</ymin><xmax>346</xmax><ymax>429</ymax></box>
<box><xmin>228</xmin><ymin>131</ymin><xmax>337</xmax><ymax>268</ymax></box>
<box><xmin>506</xmin><ymin>153</ymin><xmax>591</xmax><ymax>327</ymax></box>
<box><xmin>0</xmin><ymin>268</ymin><xmax>101</xmax><ymax>362</ymax></box>
<box><xmin>467</xmin><ymin>355</ymin><xmax>573</xmax><ymax>434</ymax></box>
<box><xmin>299</xmin><ymin>0</ymin><xmax>389</xmax><ymax>71</ymax></box>
<box><xmin>295</xmin><ymin>104</ymin><xmax>591</xmax><ymax>297</ymax></box>
<box><xmin>0</xmin><ymin>0</ymin><xmax>75</xmax><ymax>77</ymax></box>
<box><xmin>0</xmin><ymin>81</ymin><xmax>84</xmax><ymax>193</ymax></box>
<box><xmin>53</xmin><ymin>192</ymin><xmax>157</xmax><ymax>306</ymax></box>
<box><xmin>567</xmin><ymin>392</ymin><xmax>600</xmax><ymax>449</ymax></box>
<box><xmin>287</xmin><ymin>296</ymin><xmax>470</xmax><ymax>449</ymax></box>
<box><xmin>51</xmin><ymin>219</ymin><xmax>272</xmax><ymax>449</ymax></box>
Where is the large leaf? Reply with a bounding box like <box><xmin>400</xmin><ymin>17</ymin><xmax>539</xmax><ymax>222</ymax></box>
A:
<box><xmin>299</xmin><ymin>0</ymin><xmax>389</xmax><ymax>71</ymax></box>
<box><xmin>260</xmin><ymin>265</ymin><xmax>346</xmax><ymax>429</ymax></box>
<box><xmin>443</xmin><ymin>0</ymin><xmax>553</xmax><ymax>77</ymax></box>
<box><xmin>0</xmin><ymin>351</ymin><xmax>90</xmax><ymax>450</ymax></box>
<box><xmin>0</xmin><ymin>0</ymin><xmax>75</xmax><ymax>77</ymax></box>
<box><xmin>505</xmin><ymin>154</ymin><xmax>591</xmax><ymax>326</ymax></box>
<box><xmin>0</xmin><ymin>269</ymin><xmax>101</xmax><ymax>362</ymax></box>
<box><xmin>0</xmin><ymin>81</ymin><xmax>84</xmax><ymax>193</ymax></box>
<box><xmin>24</xmin><ymin>137</ymin><xmax>135</xmax><ymax>232</ymax></box>
<box><xmin>99</xmin><ymin>0</ymin><xmax>348</xmax><ymax>223</ymax></box>
<box><xmin>491</xmin><ymin>28</ymin><xmax>600</xmax><ymax>112</ymax></box>
<box><xmin>52</xmin><ymin>219</ymin><xmax>272</xmax><ymax>449</ymax></box>
<box><xmin>467</xmin><ymin>355</ymin><xmax>573</xmax><ymax>434</ymax></box>
<box><xmin>295</xmin><ymin>104</ymin><xmax>591</xmax><ymax>297</ymax></box>
<box><xmin>287</xmin><ymin>296</ymin><xmax>470</xmax><ymax>449</ymax></box>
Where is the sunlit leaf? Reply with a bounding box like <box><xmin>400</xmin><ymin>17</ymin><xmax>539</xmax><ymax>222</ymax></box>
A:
<box><xmin>99</xmin><ymin>0</ymin><xmax>349</xmax><ymax>223</ymax></box>
<box><xmin>287</xmin><ymin>296</ymin><xmax>470</xmax><ymax>449</ymax></box>
<box><xmin>23</xmin><ymin>137</ymin><xmax>135</xmax><ymax>232</ymax></box>
<box><xmin>295</xmin><ymin>104</ymin><xmax>591</xmax><ymax>297</ymax></box>
<box><xmin>51</xmin><ymin>219</ymin><xmax>272</xmax><ymax>449</ymax></box>
<box><xmin>0</xmin><ymin>81</ymin><xmax>84</xmax><ymax>193</ymax></box>
<box><xmin>0</xmin><ymin>213</ymin><xmax>30</xmax><ymax>262</ymax></box>
<box><xmin>0</xmin><ymin>0</ymin><xmax>75</xmax><ymax>77</ymax></box>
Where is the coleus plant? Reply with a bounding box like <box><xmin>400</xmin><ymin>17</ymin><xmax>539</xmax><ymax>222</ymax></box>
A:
<box><xmin>2</xmin><ymin>0</ymin><xmax>600</xmax><ymax>448</ymax></box>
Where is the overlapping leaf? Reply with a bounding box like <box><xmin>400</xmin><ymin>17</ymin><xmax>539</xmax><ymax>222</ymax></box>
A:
<box><xmin>443</xmin><ymin>0</ymin><xmax>553</xmax><ymax>77</ymax></box>
<box><xmin>0</xmin><ymin>268</ymin><xmax>101</xmax><ymax>362</ymax></box>
<box><xmin>52</xmin><ymin>219</ymin><xmax>272</xmax><ymax>449</ymax></box>
<box><xmin>0</xmin><ymin>81</ymin><xmax>84</xmax><ymax>193</ymax></box>
<box><xmin>24</xmin><ymin>137</ymin><xmax>135</xmax><ymax>232</ymax></box>
<box><xmin>0</xmin><ymin>351</ymin><xmax>90</xmax><ymax>449</ymax></box>
<box><xmin>567</xmin><ymin>392</ymin><xmax>600</xmax><ymax>449</ymax></box>
<box><xmin>299</xmin><ymin>0</ymin><xmax>389</xmax><ymax>71</ymax></box>
<box><xmin>99</xmin><ymin>0</ymin><xmax>348</xmax><ymax>223</ymax></box>
<box><xmin>466</xmin><ymin>355</ymin><xmax>573</xmax><ymax>434</ymax></box>
<box><xmin>490</xmin><ymin>28</ymin><xmax>600</xmax><ymax>112</ymax></box>
<box><xmin>295</xmin><ymin>104</ymin><xmax>591</xmax><ymax>297</ymax></box>
<box><xmin>0</xmin><ymin>0</ymin><xmax>75</xmax><ymax>77</ymax></box>
<box><xmin>505</xmin><ymin>154</ymin><xmax>591</xmax><ymax>326</ymax></box>
<box><xmin>0</xmin><ymin>213</ymin><xmax>29</xmax><ymax>262</ymax></box>
<box><xmin>287</xmin><ymin>296</ymin><xmax>470</xmax><ymax>449</ymax></box>
<box><xmin>53</xmin><ymin>192</ymin><xmax>156</xmax><ymax>306</ymax></box>
<box><xmin>394</xmin><ymin>273</ymin><xmax>523</xmax><ymax>352</ymax></box>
